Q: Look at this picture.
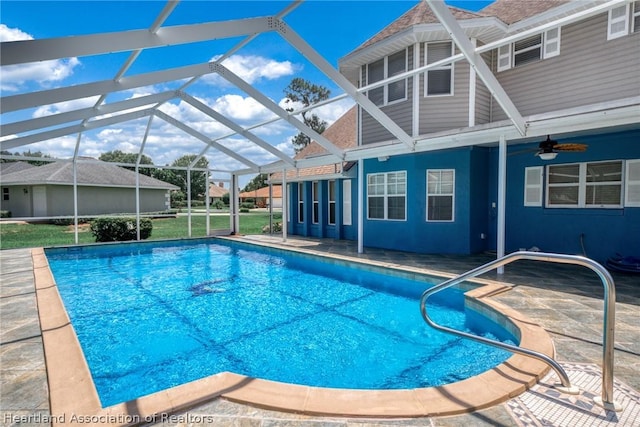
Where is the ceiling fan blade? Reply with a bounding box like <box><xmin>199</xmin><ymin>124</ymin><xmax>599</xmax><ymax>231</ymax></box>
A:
<box><xmin>554</xmin><ymin>143</ymin><xmax>588</xmax><ymax>152</ymax></box>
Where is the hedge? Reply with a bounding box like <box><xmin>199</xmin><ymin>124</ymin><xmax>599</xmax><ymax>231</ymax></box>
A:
<box><xmin>90</xmin><ymin>217</ymin><xmax>152</xmax><ymax>242</ymax></box>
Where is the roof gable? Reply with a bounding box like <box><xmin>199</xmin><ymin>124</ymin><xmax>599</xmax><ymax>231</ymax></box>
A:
<box><xmin>0</xmin><ymin>159</ymin><xmax>178</xmax><ymax>189</ymax></box>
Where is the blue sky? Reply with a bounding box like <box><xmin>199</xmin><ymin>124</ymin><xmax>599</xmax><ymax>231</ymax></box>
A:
<box><xmin>0</xmin><ymin>0</ymin><xmax>493</xmax><ymax>185</ymax></box>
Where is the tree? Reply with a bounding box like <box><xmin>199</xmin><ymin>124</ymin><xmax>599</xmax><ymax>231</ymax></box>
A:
<box><xmin>157</xmin><ymin>155</ymin><xmax>209</xmax><ymax>201</ymax></box>
<box><xmin>1</xmin><ymin>150</ymin><xmax>52</xmax><ymax>166</ymax></box>
<box><xmin>242</xmin><ymin>173</ymin><xmax>268</xmax><ymax>193</ymax></box>
<box><xmin>284</xmin><ymin>78</ymin><xmax>330</xmax><ymax>153</ymax></box>
<box><xmin>99</xmin><ymin>150</ymin><xmax>154</xmax><ymax>176</ymax></box>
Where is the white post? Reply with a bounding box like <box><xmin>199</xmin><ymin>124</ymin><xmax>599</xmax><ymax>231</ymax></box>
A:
<box><xmin>135</xmin><ymin>164</ymin><xmax>141</xmax><ymax>241</ymax></box>
<box><xmin>205</xmin><ymin>170</ymin><xmax>210</xmax><ymax>236</ymax></box>
<box><xmin>468</xmin><ymin>38</ymin><xmax>477</xmax><ymax>128</ymax></box>
<box><xmin>282</xmin><ymin>169</ymin><xmax>288</xmax><ymax>242</ymax></box>
<box><xmin>497</xmin><ymin>135</ymin><xmax>507</xmax><ymax>274</ymax></box>
<box><xmin>357</xmin><ymin>158</ymin><xmax>364</xmax><ymax>254</ymax></box>
<box><xmin>72</xmin><ymin>133</ymin><xmax>82</xmax><ymax>244</ymax></box>
<box><xmin>187</xmin><ymin>168</ymin><xmax>192</xmax><ymax>238</ymax></box>
<box><xmin>268</xmin><ymin>180</ymin><xmax>273</xmax><ymax>235</ymax></box>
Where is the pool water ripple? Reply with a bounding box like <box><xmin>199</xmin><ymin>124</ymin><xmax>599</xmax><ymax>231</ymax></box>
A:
<box><xmin>46</xmin><ymin>239</ymin><xmax>516</xmax><ymax>407</ymax></box>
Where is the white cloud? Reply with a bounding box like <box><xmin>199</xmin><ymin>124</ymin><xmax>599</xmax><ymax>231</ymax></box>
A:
<box><xmin>203</xmin><ymin>54</ymin><xmax>298</xmax><ymax>86</ymax></box>
<box><xmin>0</xmin><ymin>24</ymin><xmax>81</xmax><ymax>92</ymax></box>
<box><xmin>32</xmin><ymin>96</ymin><xmax>101</xmax><ymax>118</ymax></box>
<box><xmin>211</xmin><ymin>94</ymin><xmax>276</xmax><ymax>122</ymax></box>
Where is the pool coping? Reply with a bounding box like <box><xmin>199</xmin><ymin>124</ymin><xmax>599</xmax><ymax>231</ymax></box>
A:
<box><xmin>33</xmin><ymin>239</ymin><xmax>555</xmax><ymax>426</ymax></box>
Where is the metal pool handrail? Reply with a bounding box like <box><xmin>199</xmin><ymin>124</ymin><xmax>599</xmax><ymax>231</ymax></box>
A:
<box><xmin>419</xmin><ymin>251</ymin><xmax>621</xmax><ymax>411</ymax></box>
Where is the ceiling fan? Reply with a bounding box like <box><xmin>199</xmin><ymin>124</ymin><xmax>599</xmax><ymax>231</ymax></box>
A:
<box><xmin>510</xmin><ymin>135</ymin><xmax>588</xmax><ymax>160</ymax></box>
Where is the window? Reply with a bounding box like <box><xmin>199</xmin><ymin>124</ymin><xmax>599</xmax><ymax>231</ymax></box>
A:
<box><xmin>343</xmin><ymin>180</ymin><xmax>352</xmax><ymax>225</ymax></box>
<box><xmin>497</xmin><ymin>28</ymin><xmax>561</xmax><ymax>71</ymax></box>
<box><xmin>328</xmin><ymin>180</ymin><xmax>336</xmax><ymax>225</ymax></box>
<box><xmin>426</xmin><ymin>169</ymin><xmax>455</xmax><ymax>221</ymax></box>
<box><xmin>425</xmin><ymin>42</ymin><xmax>453</xmax><ymax>96</ymax></box>
<box><xmin>312</xmin><ymin>181</ymin><xmax>319</xmax><ymax>224</ymax></box>
<box><xmin>608</xmin><ymin>3</ymin><xmax>630</xmax><ymax>40</ymax></box>
<box><xmin>634</xmin><ymin>2</ymin><xmax>640</xmax><ymax>33</ymax></box>
<box><xmin>524</xmin><ymin>166</ymin><xmax>544</xmax><ymax>207</ymax></box>
<box><xmin>297</xmin><ymin>182</ymin><xmax>304</xmax><ymax>223</ymax></box>
<box><xmin>546</xmin><ymin>161</ymin><xmax>623</xmax><ymax>208</ymax></box>
<box><xmin>366</xmin><ymin>49</ymin><xmax>407</xmax><ymax>106</ymax></box>
<box><xmin>367</xmin><ymin>171</ymin><xmax>406</xmax><ymax>220</ymax></box>
<box><xmin>625</xmin><ymin>159</ymin><xmax>640</xmax><ymax>206</ymax></box>
<box><xmin>2</xmin><ymin>188</ymin><xmax>9</xmax><ymax>201</ymax></box>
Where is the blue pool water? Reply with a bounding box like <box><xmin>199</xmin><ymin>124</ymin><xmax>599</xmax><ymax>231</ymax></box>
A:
<box><xmin>46</xmin><ymin>239</ymin><xmax>516</xmax><ymax>407</ymax></box>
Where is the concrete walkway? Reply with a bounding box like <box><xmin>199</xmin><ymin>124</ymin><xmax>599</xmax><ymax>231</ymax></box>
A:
<box><xmin>1</xmin><ymin>238</ymin><xmax>638</xmax><ymax>426</ymax></box>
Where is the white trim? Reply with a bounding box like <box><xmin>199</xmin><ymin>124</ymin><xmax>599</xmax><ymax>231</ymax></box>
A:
<box><xmin>633</xmin><ymin>1</ymin><xmax>640</xmax><ymax>33</ymax></box>
<box><xmin>343</xmin><ymin>179</ymin><xmax>352</xmax><ymax>226</ymax></box>
<box><xmin>426</xmin><ymin>169</ymin><xmax>455</xmax><ymax>222</ymax></box>
<box><xmin>624</xmin><ymin>159</ymin><xmax>640</xmax><ymax>206</ymax></box>
<box><xmin>366</xmin><ymin>170</ymin><xmax>407</xmax><ymax>221</ymax></box>
<box><xmin>468</xmin><ymin>38</ymin><xmax>477</xmax><ymax>127</ymax></box>
<box><xmin>546</xmin><ymin>160</ymin><xmax>624</xmax><ymax>208</ymax></box>
<box><xmin>312</xmin><ymin>180</ymin><xmax>319</xmax><ymax>224</ymax></box>
<box><xmin>543</xmin><ymin>27</ymin><xmax>561</xmax><ymax>59</ymax></box>
<box><xmin>328</xmin><ymin>180</ymin><xmax>336</xmax><ymax>225</ymax></box>
<box><xmin>608</xmin><ymin>3</ymin><xmax>630</xmax><ymax>40</ymax></box>
<box><xmin>424</xmin><ymin>41</ymin><xmax>454</xmax><ymax>97</ymax></box>
<box><xmin>524</xmin><ymin>166</ymin><xmax>544</xmax><ymax>207</ymax></box>
<box><xmin>297</xmin><ymin>182</ymin><xmax>304</xmax><ymax>223</ymax></box>
<box><xmin>497</xmin><ymin>44</ymin><xmax>512</xmax><ymax>72</ymax></box>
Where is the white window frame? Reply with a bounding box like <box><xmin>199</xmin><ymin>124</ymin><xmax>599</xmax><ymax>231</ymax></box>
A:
<box><xmin>625</xmin><ymin>159</ymin><xmax>640</xmax><ymax>207</ymax></box>
<box><xmin>328</xmin><ymin>180</ymin><xmax>336</xmax><ymax>225</ymax></box>
<box><xmin>632</xmin><ymin>1</ymin><xmax>640</xmax><ymax>33</ymax></box>
<box><xmin>342</xmin><ymin>179</ymin><xmax>352</xmax><ymax>226</ymax></box>
<box><xmin>297</xmin><ymin>182</ymin><xmax>304</xmax><ymax>223</ymax></box>
<box><xmin>2</xmin><ymin>188</ymin><xmax>9</xmax><ymax>201</ymax></box>
<box><xmin>546</xmin><ymin>160</ymin><xmax>624</xmax><ymax>209</ymax></box>
<box><xmin>424</xmin><ymin>41</ymin><xmax>454</xmax><ymax>97</ymax></box>
<box><xmin>608</xmin><ymin>3</ymin><xmax>630</xmax><ymax>40</ymax></box>
<box><xmin>524</xmin><ymin>166</ymin><xmax>544</xmax><ymax>207</ymax></box>
<box><xmin>312</xmin><ymin>181</ymin><xmax>319</xmax><ymax>224</ymax></box>
<box><xmin>366</xmin><ymin>48</ymin><xmax>408</xmax><ymax>106</ymax></box>
<box><xmin>426</xmin><ymin>169</ymin><xmax>455</xmax><ymax>222</ymax></box>
<box><xmin>367</xmin><ymin>171</ymin><xmax>407</xmax><ymax>221</ymax></box>
<box><xmin>497</xmin><ymin>27</ymin><xmax>560</xmax><ymax>72</ymax></box>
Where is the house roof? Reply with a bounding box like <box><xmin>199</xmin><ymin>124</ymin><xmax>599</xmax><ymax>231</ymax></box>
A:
<box><xmin>0</xmin><ymin>159</ymin><xmax>179</xmax><ymax>190</ymax></box>
<box><xmin>353</xmin><ymin>2</ymin><xmax>486</xmax><ymax>54</ymax></box>
<box><xmin>0</xmin><ymin>161</ymin><xmax>36</xmax><ymax>175</ymax></box>
<box><xmin>209</xmin><ymin>184</ymin><xmax>229</xmax><ymax>198</ymax></box>
<box><xmin>271</xmin><ymin>107</ymin><xmax>357</xmax><ymax>182</ymax></box>
<box><xmin>239</xmin><ymin>185</ymin><xmax>282</xmax><ymax>199</ymax></box>
<box><xmin>480</xmin><ymin>0</ymin><xmax>570</xmax><ymax>25</ymax></box>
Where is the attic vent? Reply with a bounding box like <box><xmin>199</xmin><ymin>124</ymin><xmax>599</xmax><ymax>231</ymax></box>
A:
<box><xmin>268</xmin><ymin>17</ymin><xmax>287</xmax><ymax>34</ymax></box>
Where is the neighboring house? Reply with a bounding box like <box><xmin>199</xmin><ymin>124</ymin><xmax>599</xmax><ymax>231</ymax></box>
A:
<box><xmin>209</xmin><ymin>182</ymin><xmax>229</xmax><ymax>204</ymax></box>
<box><xmin>240</xmin><ymin>185</ymin><xmax>283</xmax><ymax>208</ymax></box>
<box><xmin>274</xmin><ymin>0</ymin><xmax>640</xmax><ymax>263</ymax></box>
<box><xmin>0</xmin><ymin>159</ymin><xmax>178</xmax><ymax>218</ymax></box>
<box><xmin>0</xmin><ymin>161</ymin><xmax>36</xmax><ymax>175</ymax></box>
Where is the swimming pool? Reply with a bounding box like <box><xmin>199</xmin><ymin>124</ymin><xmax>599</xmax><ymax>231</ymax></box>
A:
<box><xmin>45</xmin><ymin>238</ymin><xmax>516</xmax><ymax>408</ymax></box>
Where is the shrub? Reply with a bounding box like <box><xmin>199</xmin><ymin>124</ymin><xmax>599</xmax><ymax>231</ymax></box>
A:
<box><xmin>50</xmin><ymin>218</ymin><xmax>90</xmax><ymax>226</ymax></box>
<box><xmin>90</xmin><ymin>217</ymin><xmax>152</xmax><ymax>242</ymax></box>
<box><xmin>0</xmin><ymin>210</ymin><xmax>11</xmax><ymax>218</ymax></box>
<box><xmin>239</xmin><ymin>208</ymin><xmax>250</xmax><ymax>213</ymax></box>
<box><xmin>240</xmin><ymin>202</ymin><xmax>255</xmax><ymax>210</ymax></box>
<box><xmin>261</xmin><ymin>222</ymin><xmax>282</xmax><ymax>233</ymax></box>
<box><xmin>212</xmin><ymin>199</ymin><xmax>225</xmax><ymax>210</ymax></box>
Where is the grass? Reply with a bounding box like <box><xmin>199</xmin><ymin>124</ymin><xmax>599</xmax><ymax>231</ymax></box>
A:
<box><xmin>0</xmin><ymin>212</ymin><xmax>283</xmax><ymax>250</ymax></box>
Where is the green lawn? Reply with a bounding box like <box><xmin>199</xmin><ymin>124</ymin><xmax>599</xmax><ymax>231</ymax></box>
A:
<box><xmin>0</xmin><ymin>212</ymin><xmax>282</xmax><ymax>250</ymax></box>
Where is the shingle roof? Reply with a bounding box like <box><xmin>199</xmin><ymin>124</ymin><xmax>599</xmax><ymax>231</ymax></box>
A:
<box><xmin>0</xmin><ymin>159</ymin><xmax>178</xmax><ymax>189</ymax></box>
<box><xmin>480</xmin><ymin>0</ymin><xmax>570</xmax><ymax>25</ymax></box>
<box><xmin>0</xmin><ymin>161</ymin><xmax>36</xmax><ymax>175</ymax></box>
<box><xmin>353</xmin><ymin>2</ymin><xmax>486</xmax><ymax>54</ymax></box>
<box><xmin>209</xmin><ymin>184</ymin><xmax>229</xmax><ymax>198</ymax></box>
<box><xmin>272</xmin><ymin>107</ymin><xmax>357</xmax><ymax>181</ymax></box>
<box><xmin>240</xmin><ymin>185</ymin><xmax>282</xmax><ymax>199</ymax></box>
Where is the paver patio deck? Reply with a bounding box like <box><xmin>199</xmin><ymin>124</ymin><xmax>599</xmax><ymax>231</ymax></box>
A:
<box><xmin>1</xmin><ymin>236</ymin><xmax>638</xmax><ymax>426</ymax></box>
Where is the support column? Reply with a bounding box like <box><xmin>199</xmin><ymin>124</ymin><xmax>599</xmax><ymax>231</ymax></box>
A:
<box><xmin>282</xmin><ymin>169</ymin><xmax>288</xmax><ymax>242</ymax></box>
<box><xmin>135</xmin><ymin>164</ymin><xmax>141</xmax><ymax>241</ymax></box>
<box><xmin>205</xmin><ymin>170</ymin><xmax>210</xmax><ymax>236</ymax></box>
<box><xmin>187</xmin><ymin>168</ymin><xmax>192</xmax><ymax>238</ymax></box>
<box><xmin>497</xmin><ymin>135</ymin><xmax>507</xmax><ymax>274</ymax></box>
<box><xmin>357</xmin><ymin>158</ymin><xmax>364</xmax><ymax>254</ymax></box>
<box><xmin>231</xmin><ymin>174</ymin><xmax>240</xmax><ymax>234</ymax></box>
<box><xmin>72</xmin><ymin>133</ymin><xmax>82</xmax><ymax>245</ymax></box>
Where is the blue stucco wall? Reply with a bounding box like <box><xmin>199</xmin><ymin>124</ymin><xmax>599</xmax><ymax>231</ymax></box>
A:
<box><xmin>495</xmin><ymin>130</ymin><xmax>640</xmax><ymax>263</ymax></box>
<box><xmin>286</xmin><ymin>129</ymin><xmax>639</xmax><ymax>262</ymax></box>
